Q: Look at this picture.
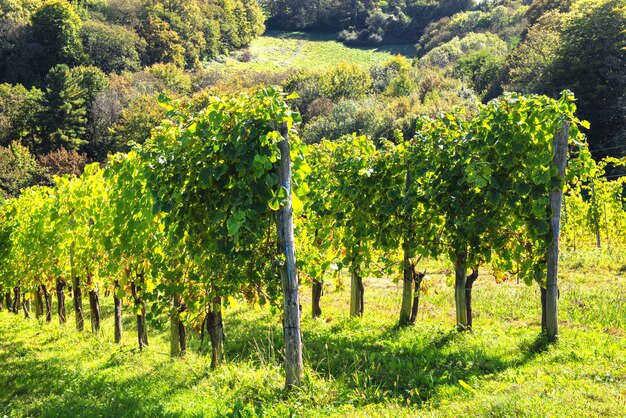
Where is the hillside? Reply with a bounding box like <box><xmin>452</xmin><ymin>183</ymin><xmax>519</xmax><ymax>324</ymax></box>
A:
<box><xmin>0</xmin><ymin>1</ymin><xmax>625</xmax><ymax>416</ymax></box>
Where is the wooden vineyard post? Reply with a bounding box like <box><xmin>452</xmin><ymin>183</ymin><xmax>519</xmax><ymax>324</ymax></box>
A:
<box><xmin>170</xmin><ymin>294</ymin><xmax>182</xmax><ymax>358</ymax></box>
<box><xmin>312</xmin><ymin>279</ymin><xmax>323</xmax><ymax>318</ymax></box>
<box><xmin>454</xmin><ymin>256</ymin><xmax>468</xmax><ymax>331</ymax></box>
<box><xmin>56</xmin><ymin>279</ymin><xmax>66</xmax><ymax>324</ymax></box>
<box><xmin>399</xmin><ymin>168</ymin><xmax>414</xmax><ymax>325</ymax></box>
<box><xmin>591</xmin><ymin>183</ymin><xmax>601</xmax><ymax>248</ymax></box>
<box><xmin>113</xmin><ymin>280</ymin><xmax>123</xmax><ymax>343</ymax></box>
<box><xmin>546</xmin><ymin>121</ymin><xmax>570</xmax><ymax>343</ymax></box>
<box><xmin>349</xmin><ymin>263</ymin><xmax>364</xmax><ymax>317</ymax></box>
<box><xmin>275</xmin><ymin>126</ymin><xmax>303</xmax><ymax>389</ymax></box>
<box><xmin>70</xmin><ymin>241</ymin><xmax>84</xmax><ymax>331</ymax></box>
<box><xmin>399</xmin><ymin>246</ymin><xmax>413</xmax><ymax>325</ymax></box>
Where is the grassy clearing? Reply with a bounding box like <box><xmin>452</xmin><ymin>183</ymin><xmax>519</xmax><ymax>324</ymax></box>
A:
<box><xmin>1</xmin><ymin>255</ymin><xmax>625</xmax><ymax>417</ymax></box>
<box><xmin>206</xmin><ymin>31</ymin><xmax>416</xmax><ymax>73</ymax></box>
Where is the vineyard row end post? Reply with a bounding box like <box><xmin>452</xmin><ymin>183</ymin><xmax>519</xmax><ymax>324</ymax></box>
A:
<box><xmin>546</xmin><ymin>121</ymin><xmax>570</xmax><ymax>342</ymax></box>
<box><xmin>276</xmin><ymin>125</ymin><xmax>303</xmax><ymax>388</ymax></box>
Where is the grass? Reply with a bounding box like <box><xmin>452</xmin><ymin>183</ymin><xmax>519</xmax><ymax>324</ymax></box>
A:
<box><xmin>205</xmin><ymin>31</ymin><xmax>416</xmax><ymax>74</ymax></box>
<box><xmin>1</xmin><ymin>255</ymin><xmax>625</xmax><ymax>417</ymax></box>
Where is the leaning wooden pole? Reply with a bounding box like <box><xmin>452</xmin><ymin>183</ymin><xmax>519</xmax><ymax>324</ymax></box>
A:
<box><xmin>275</xmin><ymin>126</ymin><xmax>303</xmax><ymax>389</ymax></box>
<box><xmin>546</xmin><ymin>121</ymin><xmax>570</xmax><ymax>343</ymax></box>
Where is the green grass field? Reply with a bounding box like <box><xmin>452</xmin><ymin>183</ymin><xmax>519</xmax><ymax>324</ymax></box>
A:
<box><xmin>1</xmin><ymin>254</ymin><xmax>625</xmax><ymax>417</ymax></box>
<box><xmin>205</xmin><ymin>31</ymin><xmax>416</xmax><ymax>73</ymax></box>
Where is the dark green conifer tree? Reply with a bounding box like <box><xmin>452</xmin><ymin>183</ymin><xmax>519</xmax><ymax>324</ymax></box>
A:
<box><xmin>39</xmin><ymin>64</ymin><xmax>88</xmax><ymax>153</ymax></box>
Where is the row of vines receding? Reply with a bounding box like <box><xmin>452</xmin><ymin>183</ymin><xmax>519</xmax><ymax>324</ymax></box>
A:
<box><xmin>1</xmin><ymin>87</ymin><xmax>623</xmax><ymax>388</ymax></box>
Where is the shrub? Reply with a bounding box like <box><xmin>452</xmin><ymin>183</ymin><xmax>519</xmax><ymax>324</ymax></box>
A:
<box><xmin>302</xmin><ymin>98</ymin><xmax>392</xmax><ymax>144</ymax></box>
<box><xmin>147</xmin><ymin>63</ymin><xmax>192</xmax><ymax>95</ymax></box>
<box><xmin>320</xmin><ymin>62</ymin><xmax>372</xmax><ymax>101</ymax></box>
<box><xmin>38</xmin><ymin>147</ymin><xmax>88</xmax><ymax>177</ymax></box>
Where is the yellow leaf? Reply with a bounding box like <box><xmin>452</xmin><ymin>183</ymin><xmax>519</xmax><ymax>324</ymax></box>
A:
<box><xmin>458</xmin><ymin>379</ymin><xmax>476</xmax><ymax>393</ymax></box>
<box><xmin>292</xmin><ymin>194</ymin><xmax>303</xmax><ymax>212</ymax></box>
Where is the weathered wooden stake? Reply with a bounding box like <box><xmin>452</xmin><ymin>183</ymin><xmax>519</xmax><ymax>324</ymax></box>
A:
<box><xmin>546</xmin><ymin>121</ymin><xmax>570</xmax><ymax>343</ymax></box>
<box><xmin>131</xmin><ymin>276</ymin><xmax>148</xmax><ymax>350</ymax></box>
<box><xmin>56</xmin><ymin>279</ymin><xmax>66</xmax><ymax>324</ymax></box>
<box><xmin>454</xmin><ymin>256</ymin><xmax>468</xmax><ymax>331</ymax></box>
<box><xmin>170</xmin><ymin>295</ymin><xmax>181</xmax><ymax>358</ymax></box>
<box><xmin>312</xmin><ymin>279</ymin><xmax>322</xmax><ymax>318</ymax></box>
<box><xmin>349</xmin><ymin>263</ymin><xmax>364</xmax><ymax>317</ymax></box>
<box><xmin>5</xmin><ymin>291</ymin><xmax>12</xmax><ymax>313</ymax></box>
<box><xmin>35</xmin><ymin>285</ymin><xmax>45</xmax><ymax>318</ymax></box>
<box><xmin>12</xmin><ymin>286</ymin><xmax>20</xmax><ymax>314</ymax></box>
<box><xmin>113</xmin><ymin>283</ymin><xmax>123</xmax><ymax>343</ymax></box>
<box><xmin>591</xmin><ymin>183</ymin><xmax>601</xmax><ymax>248</ymax></box>
<box><xmin>42</xmin><ymin>284</ymin><xmax>53</xmax><ymax>322</ymax></box>
<box><xmin>275</xmin><ymin>127</ymin><xmax>303</xmax><ymax>389</ymax></box>
<box><xmin>170</xmin><ymin>294</ymin><xmax>186</xmax><ymax>357</ymax></box>
<box><xmin>399</xmin><ymin>246</ymin><xmax>413</xmax><ymax>325</ymax></box>
<box><xmin>465</xmin><ymin>269</ymin><xmax>479</xmax><ymax>330</ymax></box>
<box><xmin>70</xmin><ymin>242</ymin><xmax>84</xmax><ymax>331</ymax></box>
<box><xmin>22</xmin><ymin>297</ymin><xmax>31</xmax><ymax>318</ymax></box>
<box><xmin>89</xmin><ymin>288</ymin><xmax>101</xmax><ymax>334</ymax></box>
<box><xmin>400</xmin><ymin>168</ymin><xmax>415</xmax><ymax>325</ymax></box>
<box><xmin>207</xmin><ymin>295</ymin><xmax>224</xmax><ymax>369</ymax></box>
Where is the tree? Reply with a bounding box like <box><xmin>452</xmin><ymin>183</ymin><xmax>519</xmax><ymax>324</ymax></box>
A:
<box><xmin>70</xmin><ymin>66</ymin><xmax>108</xmax><ymax>106</ymax></box>
<box><xmin>38</xmin><ymin>64</ymin><xmax>88</xmax><ymax>153</ymax></box>
<box><xmin>305</xmin><ymin>135</ymin><xmax>388</xmax><ymax>317</ymax></box>
<box><xmin>138</xmin><ymin>14</ymin><xmax>185</xmax><ymax>67</ymax></box>
<box><xmin>454</xmin><ymin>49</ymin><xmax>504</xmax><ymax>98</ymax></box>
<box><xmin>321</xmin><ymin>63</ymin><xmax>373</xmax><ymax>101</ymax></box>
<box><xmin>31</xmin><ymin>0</ymin><xmax>83</xmax><ymax>69</ymax></box>
<box><xmin>146</xmin><ymin>63</ymin><xmax>192</xmax><ymax>95</ymax></box>
<box><xmin>0</xmin><ymin>142</ymin><xmax>45</xmax><ymax>200</ymax></box>
<box><xmin>105</xmin><ymin>93</ymin><xmax>167</xmax><ymax>153</ymax></box>
<box><xmin>416</xmin><ymin>92</ymin><xmax>587</xmax><ymax>331</ymax></box>
<box><xmin>418</xmin><ymin>32</ymin><xmax>508</xmax><ymax>70</ymax></box>
<box><xmin>504</xmin><ymin>11</ymin><xmax>565</xmax><ymax>95</ymax></box>
<box><xmin>0</xmin><ymin>0</ymin><xmax>47</xmax><ymax>84</ymax></box>
<box><xmin>0</xmin><ymin>83</ymin><xmax>43</xmax><ymax>148</ymax></box>
<box><xmin>240</xmin><ymin>0</ymin><xmax>265</xmax><ymax>43</ymax></box>
<box><xmin>81</xmin><ymin>20</ymin><xmax>143</xmax><ymax>74</ymax></box>
<box><xmin>525</xmin><ymin>0</ymin><xmax>572</xmax><ymax>25</ymax></box>
<box><xmin>52</xmin><ymin>165</ymin><xmax>110</xmax><ymax>333</ymax></box>
<box><xmin>302</xmin><ymin>98</ymin><xmax>392</xmax><ymax>144</ymax></box>
<box><xmin>417</xmin><ymin>5</ymin><xmax>526</xmax><ymax>55</ymax></box>
<box><xmin>548</xmin><ymin>0</ymin><xmax>626</xmax><ymax>156</ymax></box>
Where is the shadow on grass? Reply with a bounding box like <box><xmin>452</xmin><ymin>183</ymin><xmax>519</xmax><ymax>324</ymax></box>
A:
<box><xmin>263</xmin><ymin>30</ymin><xmax>417</xmax><ymax>57</ymax></box>
<box><xmin>1</xmin><ymin>303</ymin><xmax>553</xmax><ymax>415</ymax></box>
<box><xmin>222</xmin><ymin>308</ymin><xmax>547</xmax><ymax>406</ymax></box>
<box><xmin>263</xmin><ymin>30</ymin><xmax>337</xmax><ymax>42</ymax></box>
<box><xmin>519</xmin><ymin>333</ymin><xmax>551</xmax><ymax>361</ymax></box>
<box><xmin>0</xmin><ymin>339</ymin><xmax>203</xmax><ymax>418</ymax></box>
<box><xmin>303</xmin><ymin>329</ymin><xmax>503</xmax><ymax>403</ymax></box>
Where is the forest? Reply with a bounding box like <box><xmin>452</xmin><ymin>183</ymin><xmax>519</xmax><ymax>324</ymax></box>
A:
<box><xmin>0</xmin><ymin>0</ymin><xmax>625</xmax><ymax>416</ymax></box>
<box><xmin>1</xmin><ymin>0</ymin><xmax>624</xmax><ymax>204</ymax></box>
